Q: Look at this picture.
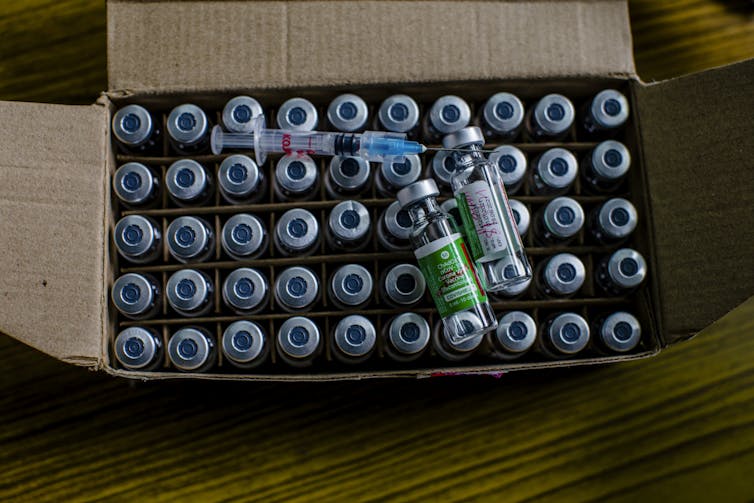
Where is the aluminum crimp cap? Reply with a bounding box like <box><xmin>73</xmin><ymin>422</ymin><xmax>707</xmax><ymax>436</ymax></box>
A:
<box><xmin>548</xmin><ymin>313</ymin><xmax>590</xmax><ymax>354</ymax></box>
<box><xmin>222</xmin><ymin>96</ymin><xmax>264</xmax><ymax>133</ymax></box>
<box><xmin>113</xmin><ymin>162</ymin><xmax>156</xmax><ymax>205</ymax></box>
<box><xmin>378</xmin><ymin>94</ymin><xmax>420</xmax><ymax>133</ymax></box>
<box><xmin>167</xmin><ymin>216</ymin><xmax>212</xmax><ymax>261</ymax></box>
<box><xmin>533</xmin><ymin>94</ymin><xmax>575</xmax><ymax>135</ymax></box>
<box><xmin>334</xmin><ymin>315</ymin><xmax>376</xmax><ymax>357</ymax></box>
<box><xmin>275</xmin><ymin>154</ymin><xmax>318</xmax><ymax>194</ymax></box>
<box><xmin>396</xmin><ymin>179</ymin><xmax>440</xmax><ymax>208</ymax></box>
<box><xmin>598</xmin><ymin>198</ymin><xmax>638</xmax><ymax>239</ymax></box>
<box><xmin>329</xmin><ymin>156</ymin><xmax>370</xmax><ymax>190</ymax></box>
<box><xmin>496</xmin><ymin>311</ymin><xmax>537</xmax><ymax>353</ymax></box>
<box><xmin>442</xmin><ymin>126</ymin><xmax>484</xmax><ymax>149</ymax></box>
<box><xmin>591</xmin><ymin>140</ymin><xmax>631</xmax><ymax>180</ymax></box>
<box><xmin>536</xmin><ymin>148</ymin><xmax>578</xmax><ymax>189</ymax></box>
<box><xmin>114</xmin><ymin>327</ymin><xmax>160</xmax><ymax>370</ymax></box>
<box><xmin>222</xmin><ymin>213</ymin><xmax>265</xmax><ymax>259</ymax></box>
<box><xmin>275</xmin><ymin>208</ymin><xmax>319</xmax><ymax>252</ymax></box>
<box><xmin>223</xmin><ymin>267</ymin><xmax>268</xmax><ymax>312</ymax></box>
<box><xmin>278</xmin><ymin>317</ymin><xmax>321</xmax><ymax>359</ymax></box>
<box><xmin>166</xmin><ymin>159</ymin><xmax>208</xmax><ymax>202</ymax></box>
<box><xmin>508</xmin><ymin>199</ymin><xmax>530</xmax><ymax>236</ymax></box>
<box><xmin>483</xmin><ymin>92</ymin><xmax>525</xmax><ymax>134</ymax></box>
<box><xmin>591</xmin><ymin>89</ymin><xmax>629</xmax><ymax>129</ymax></box>
<box><xmin>168</xmin><ymin>327</ymin><xmax>213</xmax><ymax>371</ymax></box>
<box><xmin>114</xmin><ymin>215</ymin><xmax>158</xmax><ymax>261</ymax></box>
<box><xmin>327</xmin><ymin>94</ymin><xmax>369</xmax><ymax>132</ymax></box>
<box><xmin>329</xmin><ymin>200</ymin><xmax>371</xmax><ymax>242</ymax></box>
<box><xmin>167</xmin><ymin>104</ymin><xmax>208</xmax><ymax>145</ymax></box>
<box><xmin>600</xmin><ymin>311</ymin><xmax>642</xmax><ymax>352</ymax></box>
<box><xmin>112</xmin><ymin>273</ymin><xmax>156</xmax><ymax>318</ymax></box>
<box><xmin>223</xmin><ymin>320</ymin><xmax>266</xmax><ymax>364</ymax></box>
<box><xmin>607</xmin><ymin>248</ymin><xmax>647</xmax><ymax>289</ymax></box>
<box><xmin>384</xmin><ymin>263</ymin><xmax>426</xmax><ymax>305</ymax></box>
<box><xmin>276</xmin><ymin>97</ymin><xmax>318</xmax><ymax>131</ymax></box>
<box><xmin>275</xmin><ymin>266</ymin><xmax>319</xmax><ymax>310</ymax></box>
<box><xmin>543</xmin><ymin>197</ymin><xmax>585</xmax><ymax>238</ymax></box>
<box><xmin>331</xmin><ymin>264</ymin><xmax>373</xmax><ymax>307</ymax></box>
<box><xmin>380</xmin><ymin>154</ymin><xmax>421</xmax><ymax>188</ymax></box>
<box><xmin>544</xmin><ymin>253</ymin><xmax>586</xmax><ymax>295</ymax></box>
<box><xmin>489</xmin><ymin>145</ymin><xmax>527</xmax><ymax>186</ymax></box>
<box><xmin>218</xmin><ymin>154</ymin><xmax>261</xmax><ymax>198</ymax></box>
<box><xmin>112</xmin><ymin>104</ymin><xmax>153</xmax><ymax>146</ymax></box>
<box><xmin>389</xmin><ymin>313</ymin><xmax>430</xmax><ymax>355</ymax></box>
<box><xmin>166</xmin><ymin>269</ymin><xmax>211</xmax><ymax>314</ymax></box>
<box><xmin>430</xmin><ymin>95</ymin><xmax>471</xmax><ymax>134</ymax></box>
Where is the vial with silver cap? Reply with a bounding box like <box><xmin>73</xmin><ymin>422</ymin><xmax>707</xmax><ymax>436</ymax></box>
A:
<box><xmin>478</xmin><ymin>92</ymin><xmax>525</xmax><ymax>140</ymax></box>
<box><xmin>530</xmin><ymin>148</ymin><xmax>578</xmax><ymax>195</ymax></box>
<box><xmin>508</xmin><ymin>199</ymin><xmax>530</xmax><ymax>238</ymax></box>
<box><xmin>112</xmin><ymin>104</ymin><xmax>162</xmax><ymax>155</ymax></box>
<box><xmin>535</xmin><ymin>253</ymin><xmax>586</xmax><ymax>298</ymax></box>
<box><xmin>113</xmin><ymin>162</ymin><xmax>160</xmax><ymax>208</ymax></box>
<box><xmin>487</xmin><ymin>311</ymin><xmax>537</xmax><ymax>360</ymax></box>
<box><xmin>383</xmin><ymin>312</ymin><xmax>431</xmax><ymax>362</ymax></box>
<box><xmin>526</xmin><ymin>94</ymin><xmax>575</xmax><ymax>141</ymax></box>
<box><xmin>377</xmin><ymin>201</ymin><xmax>413</xmax><ymax>251</ymax></box>
<box><xmin>166</xmin><ymin>269</ymin><xmax>214</xmax><ymax>317</ymax></box>
<box><xmin>222</xmin><ymin>96</ymin><xmax>264</xmax><ymax>133</ymax></box>
<box><xmin>326</xmin><ymin>156</ymin><xmax>371</xmax><ymax>198</ymax></box>
<box><xmin>431</xmin><ymin>317</ymin><xmax>484</xmax><ymax>362</ymax></box>
<box><xmin>221</xmin><ymin>213</ymin><xmax>267</xmax><ymax>260</ymax></box>
<box><xmin>589</xmin><ymin>198</ymin><xmax>638</xmax><ymax>244</ymax></box>
<box><xmin>376</xmin><ymin>94</ymin><xmax>420</xmax><ymax>137</ymax></box>
<box><xmin>596</xmin><ymin>248</ymin><xmax>647</xmax><ymax>296</ymax></box>
<box><xmin>396</xmin><ymin>179</ymin><xmax>496</xmax><ymax>343</ymax></box>
<box><xmin>428</xmin><ymin>150</ymin><xmax>456</xmax><ymax>192</ymax></box>
<box><xmin>444</xmin><ymin>127</ymin><xmax>532</xmax><ymax>292</ymax></box>
<box><xmin>376</xmin><ymin>154</ymin><xmax>422</xmax><ymax>197</ymax></box>
<box><xmin>222</xmin><ymin>320</ymin><xmax>269</xmax><ymax>369</ymax></box>
<box><xmin>218</xmin><ymin>154</ymin><xmax>265</xmax><ymax>204</ymax></box>
<box><xmin>581</xmin><ymin>140</ymin><xmax>631</xmax><ymax>193</ymax></box>
<box><xmin>274</xmin><ymin>208</ymin><xmax>320</xmax><ymax>256</ymax></box>
<box><xmin>276</xmin><ymin>97</ymin><xmax>318</xmax><ymax>131</ymax></box>
<box><xmin>329</xmin><ymin>264</ymin><xmax>373</xmax><ymax>310</ymax></box>
<box><xmin>424</xmin><ymin>95</ymin><xmax>471</xmax><ymax>141</ymax></box>
<box><xmin>111</xmin><ymin>273</ymin><xmax>161</xmax><ymax>320</ymax></box>
<box><xmin>166</xmin><ymin>159</ymin><xmax>213</xmax><ymax>206</ymax></box>
<box><xmin>582</xmin><ymin>89</ymin><xmax>629</xmax><ymax>136</ymax></box>
<box><xmin>166</xmin><ymin>216</ymin><xmax>215</xmax><ymax>263</ymax></box>
<box><xmin>113</xmin><ymin>215</ymin><xmax>162</xmax><ymax>264</ymax></box>
<box><xmin>380</xmin><ymin>263</ymin><xmax>426</xmax><ymax>308</ymax></box>
<box><xmin>327</xmin><ymin>200</ymin><xmax>371</xmax><ymax>252</ymax></box>
<box><xmin>276</xmin><ymin>316</ymin><xmax>322</xmax><ymax>367</ymax></box>
<box><xmin>113</xmin><ymin>326</ymin><xmax>163</xmax><ymax>371</ymax></box>
<box><xmin>274</xmin><ymin>266</ymin><xmax>320</xmax><ymax>312</ymax></box>
<box><xmin>327</xmin><ymin>94</ymin><xmax>369</xmax><ymax>132</ymax></box>
<box><xmin>274</xmin><ymin>154</ymin><xmax>319</xmax><ymax>201</ymax></box>
<box><xmin>222</xmin><ymin>267</ymin><xmax>269</xmax><ymax>314</ymax></box>
<box><xmin>533</xmin><ymin>196</ymin><xmax>585</xmax><ymax>245</ymax></box>
<box><xmin>489</xmin><ymin>145</ymin><xmax>527</xmax><ymax>195</ymax></box>
<box><xmin>332</xmin><ymin>315</ymin><xmax>377</xmax><ymax>364</ymax></box>
<box><xmin>167</xmin><ymin>103</ymin><xmax>211</xmax><ymax>154</ymax></box>
<box><xmin>538</xmin><ymin>312</ymin><xmax>590</xmax><ymax>358</ymax></box>
<box><xmin>168</xmin><ymin>327</ymin><xmax>216</xmax><ymax>372</ymax></box>
<box><xmin>593</xmin><ymin>311</ymin><xmax>642</xmax><ymax>354</ymax></box>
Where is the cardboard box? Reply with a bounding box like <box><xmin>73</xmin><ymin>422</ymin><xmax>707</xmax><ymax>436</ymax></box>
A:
<box><xmin>0</xmin><ymin>0</ymin><xmax>752</xmax><ymax>380</ymax></box>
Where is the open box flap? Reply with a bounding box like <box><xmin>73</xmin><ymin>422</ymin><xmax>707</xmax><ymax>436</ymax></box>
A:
<box><xmin>107</xmin><ymin>0</ymin><xmax>635</xmax><ymax>95</ymax></box>
<box><xmin>636</xmin><ymin>58</ymin><xmax>754</xmax><ymax>346</ymax></box>
<box><xmin>0</xmin><ymin>101</ymin><xmax>108</xmax><ymax>366</ymax></box>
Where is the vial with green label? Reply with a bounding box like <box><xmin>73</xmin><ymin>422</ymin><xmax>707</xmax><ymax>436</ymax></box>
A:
<box><xmin>444</xmin><ymin>127</ymin><xmax>532</xmax><ymax>292</ymax></box>
<box><xmin>397</xmin><ymin>179</ymin><xmax>496</xmax><ymax>343</ymax></box>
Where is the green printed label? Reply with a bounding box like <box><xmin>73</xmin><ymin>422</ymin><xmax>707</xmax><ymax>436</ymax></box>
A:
<box><xmin>415</xmin><ymin>233</ymin><xmax>487</xmax><ymax>318</ymax></box>
<box><xmin>456</xmin><ymin>194</ymin><xmax>484</xmax><ymax>260</ymax></box>
<box><xmin>456</xmin><ymin>181</ymin><xmax>509</xmax><ymax>261</ymax></box>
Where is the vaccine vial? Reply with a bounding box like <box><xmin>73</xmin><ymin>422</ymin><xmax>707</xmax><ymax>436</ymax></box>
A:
<box><xmin>274</xmin><ymin>208</ymin><xmax>320</xmax><ymax>256</ymax></box>
<box><xmin>594</xmin><ymin>311</ymin><xmax>642</xmax><ymax>353</ymax></box>
<box><xmin>381</xmin><ymin>263</ymin><xmax>426</xmax><ymax>308</ymax></box>
<box><xmin>534</xmin><ymin>196</ymin><xmax>585</xmax><ymax>245</ymax></box>
<box><xmin>488</xmin><ymin>311</ymin><xmax>537</xmax><ymax>360</ymax></box>
<box><xmin>166</xmin><ymin>269</ymin><xmax>214</xmax><ymax>317</ymax></box>
<box><xmin>530</xmin><ymin>148</ymin><xmax>578</xmax><ymax>195</ymax></box>
<box><xmin>535</xmin><ymin>253</ymin><xmax>586</xmax><ymax>298</ymax></box>
<box><xmin>218</xmin><ymin>154</ymin><xmax>265</xmax><ymax>204</ymax></box>
<box><xmin>329</xmin><ymin>264</ymin><xmax>373</xmax><ymax>309</ymax></box>
<box><xmin>429</xmin><ymin>150</ymin><xmax>456</xmax><ymax>191</ymax></box>
<box><xmin>167</xmin><ymin>104</ymin><xmax>211</xmax><ymax>154</ymax></box>
<box><xmin>112</xmin><ymin>104</ymin><xmax>161</xmax><ymax>155</ymax></box>
<box><xmin>384</xmin><ymin>313</ymin><xmax>431</xmax><ymax>362</ymax></box>
<box><xmin>491</xmin><ymin>275</ymin><xmax>532</xmax><ymax>299</ymax></box>
<box><xmin>326</xmin><ymin>156</ymin><xmax>371</xmax><ymax>198</ymax></box>
<box><xmin>113</xmin><ymin>162</ymin><xmax>160</xmax><ymax>207</ymax></box>
<box><xmin>376</xmin><ymin>154</ymin><xmax>422</xmax><ymax>197</ymax></box>
<box><xmin>222</xmin><ymin>267</ymin><xmax>269</xmax><ymax>314</ymax></box>
<box><xmin>440</xmin><ymin>198</ymin><xmax>465</xmax><ymax>237</ymax></box>
<box><xmin>327</xmin><ymin>200</ymin><xmax>371</xmax><ymax>252</ymax></box>
<box><xmin>526</xmin><ymin>94</ymin><xmax>575</xmax><ymax>141</ymax></box>
<box><xmin>332</xmin><ymin>315</ymin><xmax>377</xmax><ymax>364</ymax></box>
<box><xmin>444</xmin><ymin>127</ymin><xmax>532</xmax><ymax>292</ymax></box>
<box><xmin>274</xmin><ymin>266</ymin><xmax>320</xmax><ymax>312</ymax></box>
<box><xmin>596</xmin><ymin>248</ymin><xmax>647</xmax><ymax>296</ymax></box>
<box><xmin>222</xmin><ymin>320</ymin><xmax>269</xmax><ymax>369</ymax></box>
<box><xmin>589</xmin><ymin>198</ymin><xmax>638</xmax><ymax>243</ymax></box>
<box><xmin>581</xmin><ymin>140</ymin><xmax>631</xmax><ymax>193</ymax></box>
<box><xmin>113</xmin><ymin>215</ymin><xmax>162</xmax><ymax>264</ymax></box>
<box><xmin>539</xmin><ymin>312</ymin><xmax>590</xmax><ymax>358</ymax></box>
<box><xmin>222</xmin><ymin>96</ymin><xmax>264</xmax><ymax>133</ymax></box>
<box><xmin>432</xmin><ymin>318</ymin><xmax>484</xmax><ymax>362</ymax></box>
<box><xmin>478</xmin><ymin>92</ymin><xmax>525</xmax><ymax>140</ymax></box>
<box><xmin>166</xmin><ymin>216</ymin><xmax>215</xmax><ymax>263</ymax></box>
<box><xmin>397</xmin><ymin>179</ymin><xmax>496</xmax><ymax>343</ymax></box>
<box><xmin>376</xmin><ymin>94</ymin><xmax>420</xmax><ymax>136</ymax></box>
<box><xmin>113</xmin><ymin>326</ymin><xmax>163</xmax><ymax>371</ymax></box>
<box><xmin>507</xmin><ymin>199</ymin><xmax>530</xmax><ymax>238</ymax></box>
<box><xmin>276</xmin><ymin>316</ymin><xmax>322</xmax><ymax>367</ymax></box>
<box><xmin>276</xmin><ymin>97</ymin><xmax>318</xmax><ymax>131</ymax></box>
<box><xmin>377</xmin><ymin>201</ymin><xmax>413</xmax><ymax>251</ymax></box>
<box><xmin>583</xmin><ymin>89</ymin><xmax>629</xmax><ymax>135</ymax></box>
<box><xmin>168</xmin><ymin>327</ymin><xmax>216</xmax><ymax>372</ymax></box>
<box><xmin>327</xmin><ymin>94</ymin><xmax>369</xmax><ymax>132</ymax></box>
<box><xmin>488</xmin><ymin>145</ymin><xmax>527</xmax><ymax>195</ymax></box>
<box><xmin>166</xmin><ymin>159</ymin><xmax>213</xmax><ymax>206</ymax></box>
<box><xmin>221</xmin><ymin>213</ymin><xmax>267</xmax><ymax>260</ymax></box>
<box><xmin>425</xmin><ymin>95</ymin><xmax>471</xmax><ymax>141</ymax></box>
<box><xmin>274</xmin><ymin>154</ymin><xmax>319</xmax><ymax>201</ymax></box>
<box><xmin>111</xmin><ymin>272</ymin><xmax>161</xmax><ymax>320</ymax></box>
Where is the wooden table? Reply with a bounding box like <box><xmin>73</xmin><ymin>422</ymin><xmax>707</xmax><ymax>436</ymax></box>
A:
<box><xmin>2</xmin><ymin>1</ymin><xmax>754</xmax><ymax>501</ymax></box>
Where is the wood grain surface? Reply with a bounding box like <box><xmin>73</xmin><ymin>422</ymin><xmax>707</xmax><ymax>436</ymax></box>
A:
<box><xmin>2</xmin><ymin>1</ymin><xmax>754</xmax><ymax>501</ymax></box>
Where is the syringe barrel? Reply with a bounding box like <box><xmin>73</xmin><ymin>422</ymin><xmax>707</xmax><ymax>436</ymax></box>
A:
<box><xmin>257</xmin><ymin>130</ymin><xmax>337</xmax><ymax>156</ymax></box>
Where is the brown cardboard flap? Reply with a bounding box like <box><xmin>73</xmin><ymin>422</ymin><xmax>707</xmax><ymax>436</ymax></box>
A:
<box><xmin>107</xmin><ymin>0</ymin><xmax>635</xmax><ymax>94</ymax></box>
<box><xmin>0</xmin><ymin>101</ymin><xmax>108</xmax><ymax>366</ymax></box>
<box><xmin>636</xmin><ymin>58</ymin><xmax>754</xmax><ymax>345</ymax></box>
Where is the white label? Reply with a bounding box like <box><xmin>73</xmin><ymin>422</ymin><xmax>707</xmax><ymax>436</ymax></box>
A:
<box><xmin>457</xmin><ymin>181</ymin><xmax>508</xmax><ymax>256</ymax></box>
<box><xmin>414</xmin><ymin>233</ymin><xmax>463</xmax><ymax>260</ymax></box>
